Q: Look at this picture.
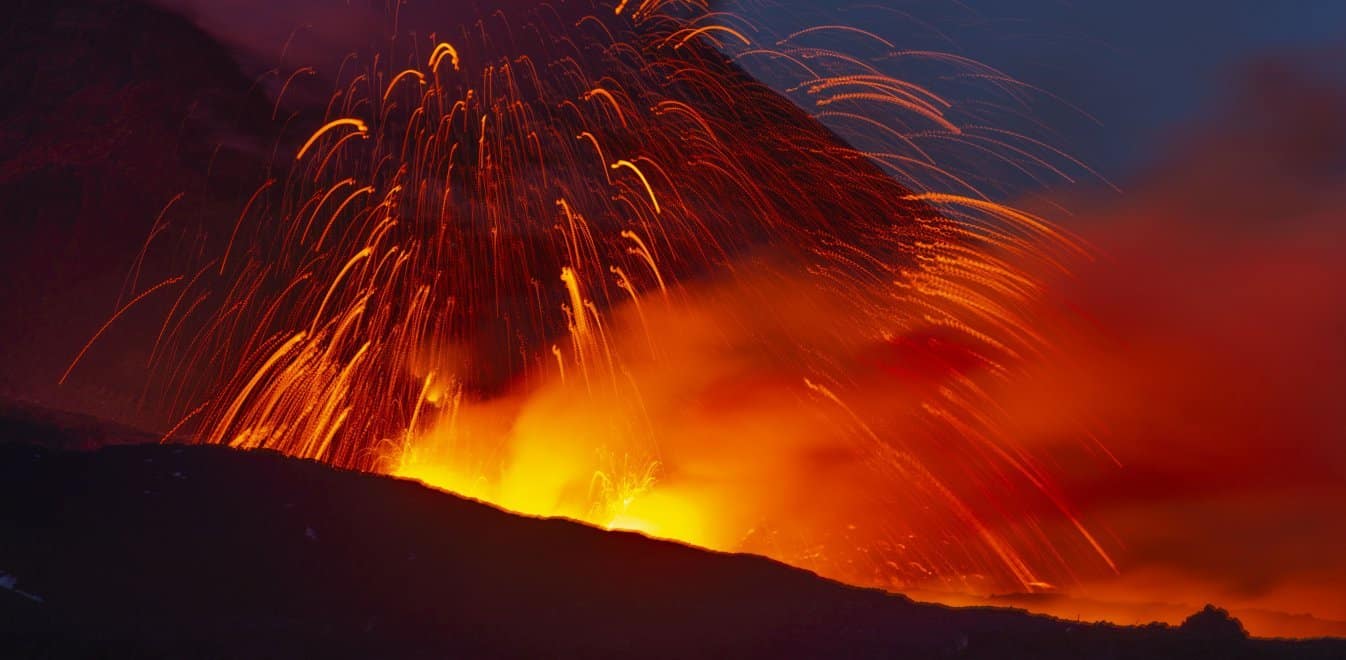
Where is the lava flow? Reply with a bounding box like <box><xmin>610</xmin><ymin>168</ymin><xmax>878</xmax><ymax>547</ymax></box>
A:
<box><xmin>141</xmin><ymin>0</ymin><xmax>1117</xmax><ymax>598</ymax></box>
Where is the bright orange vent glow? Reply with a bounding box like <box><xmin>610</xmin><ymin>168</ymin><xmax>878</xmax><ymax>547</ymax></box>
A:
<box><xmin>151</xmin><ymin>0</ymin><xmax>1121</xmax><ymax>602</ymax></box>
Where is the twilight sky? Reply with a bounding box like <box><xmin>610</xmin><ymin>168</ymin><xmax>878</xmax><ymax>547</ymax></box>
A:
<box><xmin>159</xmin><ymin>0</ymin><xmax>1346</xmax><ymax>182</ymax></box>
<box><xmin>877</xmin><ymin>0</ymin><xmax>1346</xmax><ymax>179</ymax></box>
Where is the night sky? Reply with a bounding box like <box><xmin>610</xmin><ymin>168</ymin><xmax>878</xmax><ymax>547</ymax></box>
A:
<box><xmin>891</xmin><ymin>0</ymin><xmax>1346</xmax><ymax>179</ymax></box>
<box><xmin>160</xmin><ymin>0</ymin><xmax>1346</xmax><ymax>181</ymax></box>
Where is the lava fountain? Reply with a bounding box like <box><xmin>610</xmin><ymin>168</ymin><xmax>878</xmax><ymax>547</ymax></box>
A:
<box><xmin>140</xmin><ymin>0</ymin><xmax>1117</xmax><ymax>597</ymax></box>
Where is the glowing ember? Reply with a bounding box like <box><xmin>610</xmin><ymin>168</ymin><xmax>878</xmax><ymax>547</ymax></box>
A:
<box><xmin>147</xmin><ymin>0</ymin><xmax>1117</xmax><ymax>597</ymax></box>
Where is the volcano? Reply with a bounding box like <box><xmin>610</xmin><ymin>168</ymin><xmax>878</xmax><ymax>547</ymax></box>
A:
<box><xmin>2</xmin><ymin>410</ymin><xmax>1344</xmax><ymax>658</ymax></box>
<box><xmin>3</xmin><ymin>0</ymin><xmax>1128</xmax><ymax>602</ymax></box>
<box><xmin>5</xmin><ymin>0</ymin><xmax>1346</xmax><ymax>649</ymax></box>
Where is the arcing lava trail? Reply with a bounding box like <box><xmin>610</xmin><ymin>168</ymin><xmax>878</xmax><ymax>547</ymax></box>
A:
<box><xmin>136</xmin><ymin>0</ymin><xmax>1115</xmax><ymax>599</ymax></box>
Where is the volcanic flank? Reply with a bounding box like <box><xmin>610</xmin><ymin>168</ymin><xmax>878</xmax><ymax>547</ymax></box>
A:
<box><xmin>2</xmin><ymin>421</ymin><xmax>1343</xmax><ymax>658</ymax></box>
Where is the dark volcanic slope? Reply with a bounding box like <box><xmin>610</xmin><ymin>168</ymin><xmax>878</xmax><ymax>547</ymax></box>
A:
<box><xmin>1</xmin><ymin>440</ymin><xmax>1342</xmax><ymax>659</ymax></box>
<box><xmin>1</xmin><ymin>0</ymin><xmax>278</xmax><ymax>427</ymax></box>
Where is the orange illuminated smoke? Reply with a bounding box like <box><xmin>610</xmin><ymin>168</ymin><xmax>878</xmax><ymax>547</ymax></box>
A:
<box><xmin>151</xmin><ymin>0</ymin><xmax>1116</xmax><ymax>598</ymax></box>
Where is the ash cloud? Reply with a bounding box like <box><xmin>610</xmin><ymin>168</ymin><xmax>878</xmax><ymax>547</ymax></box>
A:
<box><xmin>996</xmin><ymin>54</ymin><xmax>1346</xmax><ymax>634</ymax></box>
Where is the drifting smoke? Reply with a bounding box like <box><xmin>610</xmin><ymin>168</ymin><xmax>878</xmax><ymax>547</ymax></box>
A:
<box><xmin>981</xmin><ymin>56</ymin><xmax>1346</xmax><ymax>636</ymax></box>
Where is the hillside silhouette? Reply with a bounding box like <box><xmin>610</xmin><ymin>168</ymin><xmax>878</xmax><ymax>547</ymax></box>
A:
<box><xmin>2</xmin><ymin>412</ymin><xmax>1343</xmax><ymax>658</ymax></box>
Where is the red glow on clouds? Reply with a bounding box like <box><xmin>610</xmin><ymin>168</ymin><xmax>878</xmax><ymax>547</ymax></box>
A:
<box><xmin>983</xmin><ymin>60</ymin><xmax>1346</xmax><ymax>636</ymax></box>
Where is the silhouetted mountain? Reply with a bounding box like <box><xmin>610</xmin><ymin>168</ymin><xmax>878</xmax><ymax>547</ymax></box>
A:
<box><xmin>1</xmin><ymin>415</ymin><xmax>1342</xmax><ymax>658</ymax></box>
<box><xmin>0</xmin><ymin>0</ymin><xmax>281</xmax><ymax>427</ymax></box>
<box><xmin>2</xmin><ymin>0</ymin><xmax>934</xmax><ymax>415</ymax></box>
<box><xmin>0</xmin><ymin>399</ymin><xmax>159</xmax><ymax>451</ymax></box>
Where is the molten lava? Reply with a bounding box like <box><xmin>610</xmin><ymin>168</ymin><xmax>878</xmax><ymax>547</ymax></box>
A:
<box><xmin>144</xmin><ymin>0</ymin><xmax>1118</xmax><ymax>599</ymax></box>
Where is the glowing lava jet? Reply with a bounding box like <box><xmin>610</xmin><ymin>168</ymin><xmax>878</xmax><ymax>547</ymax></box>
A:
<box><xmin>151</xmin><ymin>0</ymin><xmax>1115</xmax><ymax>597</ymax></box>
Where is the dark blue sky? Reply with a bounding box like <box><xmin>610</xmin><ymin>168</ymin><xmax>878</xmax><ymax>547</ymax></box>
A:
<box><xmin>778</xmin><ymin>0</ymin><xmax>1346</xmax><ymax>181</ymax></box>
<box><xmin>164</xmin><ymin>0</ymin><xmax>1346</xmax><ymax>182</ymax></box>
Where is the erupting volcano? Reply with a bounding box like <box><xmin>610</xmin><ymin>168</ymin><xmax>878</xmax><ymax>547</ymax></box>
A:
<box><xmin>6</xmin><ymin>0</ymin><xmax>1345</xmax><ymax>654</ymax></box>
<box><xmin>113</xmin><ymin>0</ymin><xmax>1119</xmax><ymax>600</ymax></box>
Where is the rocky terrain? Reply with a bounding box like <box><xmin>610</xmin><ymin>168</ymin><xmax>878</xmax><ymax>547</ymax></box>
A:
<box><xmin>1</xmin><ymin>412</ymin><xmax>1342</xmax><ymax>658</ymax></box>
